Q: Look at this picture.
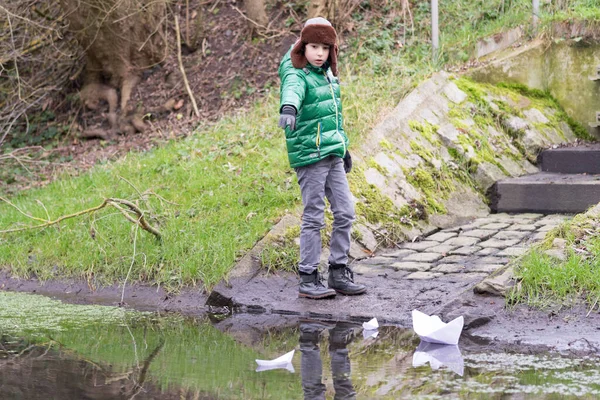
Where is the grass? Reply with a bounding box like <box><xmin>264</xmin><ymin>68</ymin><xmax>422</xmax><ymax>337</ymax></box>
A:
<box><xmin>1</xmin><ymin>0</ymin><xmax>598</xmax><ymax>291</ymax></box>
<box><xmin>0</xmin><ymin>102</ymin><xmax>299</xmax><ymax>290</ymax></box>
<box><xmin>508</xmin><ymin>209</ymin><xmax>600</xmax><ymax>310</ymax></box>
<box><xmin>259</xmin><ymin>225</ymin><xmax>300</xmax><ymax>274</ymax></box>
<box><xmin>509</xmin><ymin>250</ymin><xmax>600</xmax><ymax>310</ymax></box>
<box><xmin>541</xmin><ymin>0</ymin><xmax>600</xmax><ymax>20</ymax></box>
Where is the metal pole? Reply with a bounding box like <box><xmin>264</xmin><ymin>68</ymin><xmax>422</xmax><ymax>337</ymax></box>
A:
<box><xmin>432</xmin><ymin>0</ymin><xmax>439</xmax><ymax>61</ymax></box>
<box><xmin>532</xmin><ymin>0</ymin><xmax>540</xmax><ymax>28</ymax></box>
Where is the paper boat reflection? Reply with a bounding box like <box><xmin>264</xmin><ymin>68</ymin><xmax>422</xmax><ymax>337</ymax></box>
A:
<box><xmin>412</xmin><ymin>309</ymin><xmax>464</xmax><ymax>345</ymax></box>
<box><xmin>255</xmin><ymin>349</ymin><xmax>295</xmax><ymax>373</ymax></box>
<box><xmin>412</xmin><ymin>341</ymin><xmax>464</xmax><ymax>376</ymax></box>
<box><xmin>362</xmin><ymin>329</ymin><xmax>379</xmax><ymax>340</ymax></box>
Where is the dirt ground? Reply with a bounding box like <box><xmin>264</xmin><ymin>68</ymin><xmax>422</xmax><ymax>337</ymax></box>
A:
<box><xmin>0</xmin><ymin>1</ymin><xmax>297</xmax><ymax>195</ymax></box>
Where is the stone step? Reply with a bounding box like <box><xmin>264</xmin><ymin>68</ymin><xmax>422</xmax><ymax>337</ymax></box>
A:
<box><xmin>539</xmin><ymin>144</ymin><xmax>600</xmax><ymax>174</ymax></box>
<box><xmin>490</xmin><ymin>172</ymin><xmax>600</xmax><ymax>213</ymax></box>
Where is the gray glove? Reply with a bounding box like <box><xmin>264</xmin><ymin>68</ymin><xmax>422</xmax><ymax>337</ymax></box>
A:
<box><xmin>278</xmin><ymin>105</ymin><xmax>296</xmax><ymax>131</ymax></box>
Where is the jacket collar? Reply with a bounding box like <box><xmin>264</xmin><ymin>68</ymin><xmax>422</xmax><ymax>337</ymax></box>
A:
<box><xmin>305</xmin><ymin>62</ymin><xmax>329</xmax><ymax>73</ymax></box>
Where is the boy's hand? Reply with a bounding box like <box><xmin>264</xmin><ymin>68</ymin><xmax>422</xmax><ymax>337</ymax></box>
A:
<box><xmin>343</xmin><ymin>151</ymin><xmax>352</xmax><ymax>173</ymax></box>
<box><xmin>278</xmin><ymin>105</ymin><xmax>297</xmax><ymax>131</ymax></box>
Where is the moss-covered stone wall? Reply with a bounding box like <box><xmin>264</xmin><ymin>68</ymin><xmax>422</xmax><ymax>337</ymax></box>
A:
<box><xmin>348</xmin><ymin>71</ymin><xmax>579</xmax><ymax>253</ymax></box>
<box><xmin>468</xmin><ymin>38</ymin><xmax>600</xmax><ymax>139</ymax></box>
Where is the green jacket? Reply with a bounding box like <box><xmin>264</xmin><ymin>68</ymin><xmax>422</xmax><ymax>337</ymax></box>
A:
<box><xmin>278</xmin><ymin>48</ymin><xmax>349</xmax><ymax>168</ymax></box>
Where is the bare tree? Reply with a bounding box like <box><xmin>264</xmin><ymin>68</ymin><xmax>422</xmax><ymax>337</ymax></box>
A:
<box><xmin>306</xmin><ymin>0</ymin><xmax>363</xmax><ymax>31</ymax></box>
<box><xmin>0</xmin><ymin>1</ymin><xmax>81</xmax><ymax>148</ymax></box>
<box><xmin>307</xmin><ymin>0</ymin><xmax>330</xmax><ymax>20</ymax></box>
<box><xmin>0</xmin><ymin>0</ymin><xmax>170</xmax><ymax>146</ymax></box>
<box><xmin>244</xmin><ymin>0</ymin><xmax>269</xmax><ymax>33</ymax></box>
<box><xmin>58</xmin><ymin>0</ymin><xmax>168</xmax><ymax>113</ymax></box>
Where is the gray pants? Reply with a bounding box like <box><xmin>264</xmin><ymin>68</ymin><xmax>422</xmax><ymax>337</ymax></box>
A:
<box><xmin>300</xmin><ymin>322</ymin><xmax>357</xmax><ymax>400</ymax></box>
<box><xmin>295</xmin><ymin>156</ymin><xmax>355</xmax><ymax>274</ymax></box>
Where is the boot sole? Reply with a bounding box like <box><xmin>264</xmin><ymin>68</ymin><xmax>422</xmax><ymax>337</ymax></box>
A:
<box><xmin>332</xmin><ymin>288</ymin><xmax>367</xmax><ymax>296</ymax></box>
<box><xmin>298</xmin><ymin>292</ymin><xmax>336</xmax><ymax>299</ymax></box>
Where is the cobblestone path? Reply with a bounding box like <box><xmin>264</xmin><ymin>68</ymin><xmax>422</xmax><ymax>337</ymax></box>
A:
<box><xmin>210</xmin><ymin>213</ymin><xmax>571</xmax><ymax>325</ymax></box>
<box><xmin>354</xmin><ymin>213</ymin><xmax>569</xmax><ymax>283</ymax></box>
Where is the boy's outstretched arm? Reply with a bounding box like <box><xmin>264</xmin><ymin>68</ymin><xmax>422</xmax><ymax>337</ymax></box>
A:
<box><xmin>278</xmin><ymin>54</ymin><xmax>306</xmax><ymax>115</ymax></box>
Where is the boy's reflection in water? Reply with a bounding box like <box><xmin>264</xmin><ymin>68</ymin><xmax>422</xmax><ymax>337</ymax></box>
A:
<box><xmin>299</xmin><ymin>320</ymin><xmax>358</xmax><ymax>400</ymax></box>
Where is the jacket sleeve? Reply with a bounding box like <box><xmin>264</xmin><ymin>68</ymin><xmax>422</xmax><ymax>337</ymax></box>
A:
<box><xmin>278</xmin><ymin>60</ymin><xmax>305</xmax><ymax>112</ymax></box>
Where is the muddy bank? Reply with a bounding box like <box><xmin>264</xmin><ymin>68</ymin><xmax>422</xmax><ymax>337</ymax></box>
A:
<box><xmin>2</xmin><ymin>268</ymin><xmax>599</xmax><ymax>356</ymax></box>
<box><xmin>0</xmin><ymin>271</ymin><xmax>207</xmax><ymax>316</ymax></box>
<box><xmin>2</xmin><ymin>211</ymin><xmax>599</xmax><ymax>356</ymax></box>
<box><xmin>436</xmin><ymin>290</ymin><xmax>600</xmax><ymax>356</ymax></box>
<box><xmin>204</xmin><ymin>269</ymin><xmax>600</xmax><ymax>355</ymax></box>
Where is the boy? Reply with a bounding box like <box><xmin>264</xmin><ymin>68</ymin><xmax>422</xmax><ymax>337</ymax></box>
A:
<box><xmin>277</xmin><ymin>17</ymin><xmax>366</xmax><ymax>299</ymax></box>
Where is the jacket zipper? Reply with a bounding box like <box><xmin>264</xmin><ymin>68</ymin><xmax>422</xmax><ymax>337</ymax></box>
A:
<box><xmin>323</xmin><ymin>71</ymin><xmax>346</xmax><ymax>154</ymax></box>
<box><xmin>316</xmin><ymin>122</ymin><xmax>321</xmax><ymax>158</ymax></box>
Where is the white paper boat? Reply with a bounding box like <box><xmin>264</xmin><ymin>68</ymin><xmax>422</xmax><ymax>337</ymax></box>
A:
<box><xmin>255</xmin><ymin>350</ymin><xmax>295</xmax><ymax>373</ymax></box>
<box><xmin>412</xmin><ymin>341</ymin><xmax>464</xmax><ymax>376</ymax></box>
<box><xmin>256</xmin><ymin>362</ymin><xmax>295</xmax><ymax>373</ymax></box>
<box><xmin>362</xmin><ymin>318</ymin><xmax>379</xmax><ymax>330</ymax></box>
<box><xmin>412</xmin><ymin>310</ymin><xmax>464</xmax><ymax>345</ymax></box>
<box><xmin>362</xmin><ymin>329</ymin><xmax>379</xmax><ymax>340</ymax></box>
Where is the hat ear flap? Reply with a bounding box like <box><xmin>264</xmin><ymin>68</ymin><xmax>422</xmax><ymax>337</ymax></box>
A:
<box><xmin>328</xmin><ymin>44</ymin><xmax>339</xmax><ymax>76</ymax></box>
<box><xmin>290</xmin><ymin>40</ymin><xmax>307</xmax><ymax>69</ymax></box>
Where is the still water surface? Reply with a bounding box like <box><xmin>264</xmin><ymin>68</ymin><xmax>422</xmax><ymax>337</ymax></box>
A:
<box><xmin>1</xmin><ymin>292</ymin><xmax>599</xmax><ymax>399</ymax></box>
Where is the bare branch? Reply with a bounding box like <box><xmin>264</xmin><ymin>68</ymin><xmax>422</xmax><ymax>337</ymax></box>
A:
<box><xmin>121</xmin><ymin>222</ymin><xmax>140</xmax><ymax>305</ymax></box>
<box><xmin>0</xmin><ymin>196</ymin><xmax>47</xmax><ymax>223</ymax></box>
<box><xmin>0</xmin><ymin>197</ymin><xmax>162</xmax><ymax>239</ymax></box>
<box><xmin>0</xmin><ymin>4</ymin><xmax>60</xmax><ymax>33</ymax></box>
<box><xmin>174</xmin><ymin>14</ymin><xmax>200</xmax><ymax>118</ymax></box>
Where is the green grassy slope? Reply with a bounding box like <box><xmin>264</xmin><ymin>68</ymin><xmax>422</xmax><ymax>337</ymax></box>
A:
<box><xmin>0</xmin><ymin>1</ymin><xmax>597</xmax><ymax>290</ymax></box>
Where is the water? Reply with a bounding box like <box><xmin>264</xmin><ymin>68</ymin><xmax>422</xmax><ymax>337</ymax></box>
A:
<box><xmin>1</xmin><ymin>292</ymin><xmax>599</xmax><ymax>399</ymax></box>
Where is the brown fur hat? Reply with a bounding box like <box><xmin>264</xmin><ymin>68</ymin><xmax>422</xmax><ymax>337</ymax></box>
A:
<box><xmin>291</xmin><ymin>17</ymin><xmax>339</xmax><ymax>76</ymax></box>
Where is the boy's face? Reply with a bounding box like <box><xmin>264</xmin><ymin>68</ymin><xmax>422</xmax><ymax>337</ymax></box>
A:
<box><xmin>305</xmin><ymin>43</ymin><xmax>330</xmax><ymax>68</ymax></box>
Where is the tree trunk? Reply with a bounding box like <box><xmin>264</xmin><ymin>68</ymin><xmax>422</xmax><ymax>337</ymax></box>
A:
<box><xmin>244</xmin><ymin>0</ymin><xmax>269</xmax><ymax>34</ymax></box>
<box><xmin>308</xmin><ymin>0</ymin><xmax>354</xmax><ymax>29</ymax></box>
<box><xmin>307</xmin><ymin>0</ymin><xmax>330</xmax><ymax>20</ymax></box>
<box><xmin>58</xmin><ymin>0</ymin><xmax>168</xmax><ymax>112</ymax></box>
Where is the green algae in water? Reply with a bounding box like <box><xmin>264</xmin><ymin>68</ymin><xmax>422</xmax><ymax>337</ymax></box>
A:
<box><xmin>0</xmin><ymin>292</ymin><xmax>135</xmax><ymax>336</ymax></box>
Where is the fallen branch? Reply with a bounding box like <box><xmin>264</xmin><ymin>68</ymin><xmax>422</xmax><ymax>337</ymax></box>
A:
<box><xmin>0</xmin><ymin>197</ymin><xmax>161</xmax><ymax>239</ymax></box>
<box><xmin>587</xmin><ymin>295</ymin><xmax>599</xmax><ymax>317</ymax></box>
<box><xmin>0</xmin><ymin>196</ymin><xmax>47</xmax><ymax>223</ymax></box>
<box><xmin>174</xmin><ymin>14</ymin><xmax>200</xmax><ymax>118</ymax></box>
<box><xmin>121</xmin><ymin>222</ymin><xmax>140</xmax><ymax>306</ymax></box>
<box><xmin>110</xmin><ymin>199</ymin><xmax>162</xmax><ymax>238</ymax></box>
